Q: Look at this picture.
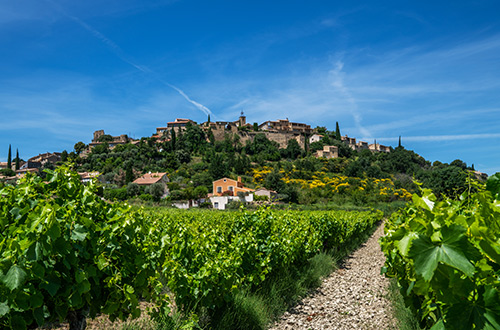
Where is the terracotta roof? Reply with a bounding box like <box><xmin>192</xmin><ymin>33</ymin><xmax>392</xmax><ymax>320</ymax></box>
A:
<box><xmin>167</xmin><ymin>118</ymin><xmax>194</xmax><ymax>124</ymax></box>
<box><xmin>133</xmin><ymin>172</ymin><xmax>167</xmax><ymax>185</ymax></box>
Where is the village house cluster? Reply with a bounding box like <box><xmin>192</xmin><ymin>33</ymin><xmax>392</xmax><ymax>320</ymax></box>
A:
<box><xmin>0</xmin><ymin>152</ymin><xmax>62</xmax><ymax>180</ymax></box>
<box><xmin>83</xmin><ymin>114</ymin><xmax>393</xmax><ymax>158</ymax></box>
<box><xmin>1</xmin><ymin>115</ymin><xmax>400</xmax><ymax>209</ymax></box>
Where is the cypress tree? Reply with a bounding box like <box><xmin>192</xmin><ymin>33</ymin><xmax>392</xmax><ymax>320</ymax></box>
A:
<box><xmin>7</xmin><ymin>144</ymin><xmax>11</xmax><ymax>169</ymax></box>
<box><xmin>398</xmin><ymin>136</ymin><xmax>402</xmax><ymax>148</ymax></box>
<box><xmin>171</xmin><ymin>128</ymin><xmax>176</xmax><ymax>151</ymax></box>
<box><xmin>335</xmin><ymin>122</ymin><xmax>341</xmax><ymax>140</ymax></box>
<box><xmin>207</xmin><ymin>114</ymin><xmax>211</xmax><ymax>124</ymax></box>
<box><xmin>15</xmin><ymin>149</ymin><xmax>20</xmax><ymax>170</ymax></box>
<box><xmin>125</xmin><ymin>164</ymin><xmax>134</xmax><ymax>184</ymax></box>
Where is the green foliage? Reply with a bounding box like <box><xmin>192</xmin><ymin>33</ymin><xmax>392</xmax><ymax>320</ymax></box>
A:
<box><xmin>74</xmin><ymin>142</ymin><xmax>86</xmax><ymax>155</ymax></box>
<box><xmin>97</xmin><ymin>134</ymin><xmax>113</xmax><ymax>142</ymax></box>
<box><xmin>147</xmin><ymin>182</ymin><xmax>165</xmax><ymax>201</ymax></box>
<box><xmin>0</xmin><ymin>167</ymin><xmax>162</xmax><ymax>329</ymax></box>
<box><xmin>60</xmin><ymin>150</ymin><xmax>68</xmax><ymax>163</ymax></box>
<box><xmin>486</xmin><ymin>172</ymin><xmax>500</xmax><ymax>200</ymax></box>
<box><xmin>103</xmin><ymin>187</ymin><xmax>128</xmax><ymax>201</ymax></box>
<box><xmin>7</xmin><ymin>145</ymin><xmax>11</xmax><ymax>170</ymax></box>
<box><xmin>380</xmin><ymin>185</ymin><xmax>500</xmax><ymax>329</ymax></box>
<box><xmin>127</xmin><ymin>182</ymin><xmax>141</xmax><ymax>197</ymax></box>
<box><xmin>14</xmin><ymin>149</ymin><xmax>20</xmax><ymax>171</ymax></box>
<box><xmin>0</xmin><ymin>169</ymin><xmax>15</xmax><ymax>177</ymax></box>
<box><xmin>143</xmin><ymin>207</ymin><xmax>382</xmax><ymax>327</ymax></box>
<box><xmin>282</xmin><ymin>139</ymin><xmax>302</xmax><ymax>159</ymax></box>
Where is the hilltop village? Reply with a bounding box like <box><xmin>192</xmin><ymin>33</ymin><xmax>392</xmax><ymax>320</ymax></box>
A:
<box><xmin>1</xmin><ymin>115</ymin><xmax>485</xmax><ymax>210</ymax></box>
<box><xmin>86</xmin><ymin>114</ymin><xmax>391</xmax><ymax>156</ymax></box>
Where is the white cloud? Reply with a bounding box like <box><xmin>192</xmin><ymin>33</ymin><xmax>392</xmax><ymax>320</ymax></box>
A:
<box><xmin>380</xmin><ymin>133</ymin><xmax>500</xmax><ymax>143</ymax></box>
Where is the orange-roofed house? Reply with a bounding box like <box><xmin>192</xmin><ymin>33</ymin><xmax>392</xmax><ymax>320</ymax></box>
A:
<box><xmin>133</xmin><ymin>172</ymin><xmax>169</xmax><ymax>186</ymax></box>
<box><xmin>210</xmin><ymin>177</ymin><xmax>254</xmax><ymax>209</ymax></box>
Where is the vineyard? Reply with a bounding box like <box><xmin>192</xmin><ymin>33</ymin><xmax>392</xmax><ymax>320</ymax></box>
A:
<box><xmin>0</xmin><ymin>167</ymin><xmax>382</xmax><ymax>329</ymax></box>
<box><xmin>380</xmin><ymin>175</ymin><xmax>500</xmax><ymax>329</ymax></box>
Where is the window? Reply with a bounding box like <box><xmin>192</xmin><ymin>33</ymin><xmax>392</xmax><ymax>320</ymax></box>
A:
<box><xmin>223</xmin><ymin>179</ymin><xmax>227</xmax><ymax>182</ymax></box>
<box><xmin>229</xmin><ymin>186</ymin><xmax>233</xmax><ymax>191</ymax></box>
<box><xmin>217</xmin><ymin>186</ymin><xmax>222</xmax><ymax>193</ymax></box>
<box><xmin>214</xmin><ymin>202</ymin><xmax>219</xmax><ymax>209</ymax></box>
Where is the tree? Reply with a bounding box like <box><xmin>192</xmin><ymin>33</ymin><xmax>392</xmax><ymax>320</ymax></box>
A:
<box><xmin>315</xmin><ymin>126</ymin><xmax>327</xmax><ymax>134</ymax></box>
<box><xmin>283</xmin><ymin>139</ymin><xmax>302</xmax><ymax>159</ymax></box>
<box><xmin>148</xmin><ymin>183</ymin><xmax>165</xmax><ymax>201</ymax></box>
<box><xmin>264</xmin><ymin>170</ymin><xmax>285</xmax><ymax>192</ymax></box>
<box><xmin>398</xmin><ymin>136</ymin><xmax>402</xmax><ymax>148</ymax></box>
<box><xmin>184</xmin><ymin>122</ymin><xmax>207</xmax><ymax>152</ymax></box>
<box><xmin>125</xmin><ymin>164</ymin><xmax>134</xmax><ymax>184</ymax></box>
<box><xmin>171</xmin><ymin>128</ymin><xmax>176</xmax><ymax>151</ymax></box>
<box><xmin>335</xmin><ymin>122</ymin><xmax>341</xmax><ymax>140</ymax></box>
<box><xmin>175</xmin><ymin>149</ymin><xmax>191</xmax><ymax>164</ymax></box>
<box><xmin>450</xmin><ymin>159</ymin><xmax>467</xmax><ymax>170</ymax></box>
<box><xmin>61</xmin><ymin>150</ymin><xmax>68</xmax><ymax>162</ymax></box>
<box><xmin>7</xmin><ymin>144</ymin><xmax>11</xmax><ymax>169</ymax></box>
<box><xmin>207</xmin><ymin>128</ymin><xmax>215</xmax><ymax>145</ymax></box>
<box><xmin>253</xmin><ymin>122</ymin><xmax>259</xmax><ymax>131</ymax></box>
<box><xmin>127</xmin><ymin>182</ymin><xmax>141</xmax><ymax>196</ymax></box>
<box><xmin>15</xmin><ymin>148</ymin><xmax>20</xmax><ymax>170</ymax></box>
<box><xmin>97</xmin><ymin>134</ymin><xmax>113</xmax><ymax>142</ymax></box>
<box><xmin>193</xmin><ymin>185</ymin><xmax>209</xmax><ymax>199</ymax></box>
<box><xmin>208</xmin><ymin>152</ymin><xmax>228</xmax><ymax>179</ymax></box>
<box><xmin>74</xmin><ymin>141</ymin><xmax>86</xmax><ymax>155</ymax></box>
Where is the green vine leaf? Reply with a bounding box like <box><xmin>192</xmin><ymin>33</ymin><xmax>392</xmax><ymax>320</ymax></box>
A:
<box><xmin>409</xmin><ymin>225</ymin><xmax>475</xmax><ymax>281</ymax></box>
<box><xmin>1</xmin><ymin>265</ymin><xmax>27</xmax><ymax>291</ymax></box>
<box><xmin>0</xmin><ymin>301</ymin><xmax>10</xmax><ymax>317</ymax></box>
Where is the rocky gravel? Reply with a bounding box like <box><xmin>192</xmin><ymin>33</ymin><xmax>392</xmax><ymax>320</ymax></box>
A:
<box><xmin>269</xmin><ymin>223</ymin><xmax>395</xmax><ymax>330</ymax></box>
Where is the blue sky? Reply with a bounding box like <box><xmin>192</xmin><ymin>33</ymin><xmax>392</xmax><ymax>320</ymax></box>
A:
<box><xmin>1</xmin><ymin>0</ymin><xmax>500</xmax><ymax>174</ymax></box>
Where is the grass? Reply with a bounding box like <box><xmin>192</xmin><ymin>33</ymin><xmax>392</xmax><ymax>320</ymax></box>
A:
<box><xmin>207</xmin><ymin>252</ymin><xmax>335</xmax><ymax>330</ymax></box>
<box><xmin>385</xmin><ymin>278</ymin><xmax>422</xmax><ymax>330</ymax></box>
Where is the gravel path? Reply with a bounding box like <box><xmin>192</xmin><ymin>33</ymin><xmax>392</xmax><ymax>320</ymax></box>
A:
<box><xmin>270</xmin><ymin>223</ymin><xmax>395</xmax><ymax>330</ymax></box>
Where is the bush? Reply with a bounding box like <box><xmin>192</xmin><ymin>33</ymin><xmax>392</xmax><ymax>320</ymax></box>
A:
<box><xmin>254</xmin><ymin>195</ymin><xmax>269</xmax><ymax>202</ymax></box>
<box><xmin>147</xmin><ymin>183</ymin><xmax>165</xmax><ymax>202</ymax></box>
<box><xmin>103</xmin><ymin>187</ymin><xmax>128</xmax><ymax>201</ymax></box>
<box><xmin>139</xmin><ymin>193</ymin><xmax>153</xmax><ymax>201</ymax></box>
<box><xmin>127</xmin><ymin>182</ymin><xmax>141</xmax><ymax>196</ymax></box>
<box><xmin>0</xmin><ymin>168</ymin><xmax>16</xmax><ymax>177</ymax></box>
<box><xmin>169</xmin><ymin>189</ymin><xmax>185</xmax><ymax>201</ymax></box>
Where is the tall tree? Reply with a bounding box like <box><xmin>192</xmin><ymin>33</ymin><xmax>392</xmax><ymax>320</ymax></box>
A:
<box><xmin>398</xmin><ymin>136</ymin><xmax>402</xmax><ymax>148</ymax></box>
<box><xmin>125</xmin><ymin>164</ymin><xmax>134</xmax><ymax>184</ymax></box>
<box><xmin>7</xmin><ymin>144</ymin><xmax>11</xmax><ymax>169</ymax></box>
<box><xmin>335</xmin><ymin>122</ymin><xmax>341</xmax><ymax>140</ymax></box>
<box><xmin>170</xmin><ymin>128</ymin><xmax>176</xmax><ymax>151</ymax></box>
<box><xmin>74</xmin><ymin>141</ymin><xmax>86</xmax><ymax>155</ymax></box>
<box><xmin>61</xmin><ymin>150</ymin><xmax>68</xmax><ymax>162</ymax></box>
<box><xmin>15</xmin><ymin>148</ymin><xmax>20</xmax><ymax>170</ymax></box>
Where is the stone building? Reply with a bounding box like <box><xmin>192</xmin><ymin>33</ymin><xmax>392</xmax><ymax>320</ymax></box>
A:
<box><xmin>89</xmin><ymin>130</ymin><xmax>130</xmax><ymax>149</ymax></box>
<box><xmin>315</xmin><ymin>145</ymin><xmax>339</xmax><ymax>159</ymax></box>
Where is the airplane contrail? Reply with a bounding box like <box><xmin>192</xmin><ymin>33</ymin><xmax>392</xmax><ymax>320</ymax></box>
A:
<box><xmin>44</xmin><ymin>0</ymin><xmax>213</xmax><ymax>116</ymax></box>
